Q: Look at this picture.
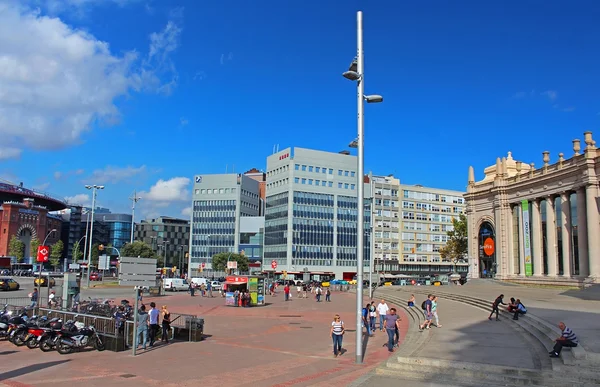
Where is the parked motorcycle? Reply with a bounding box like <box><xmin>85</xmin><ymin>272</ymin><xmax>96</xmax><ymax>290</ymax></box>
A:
<box><xmin>5</xmin><ymin>311</ymin><xmax>29</xmax><ymax>343</ymax></box>
<box><xmin>0</xmin><ymin>304</ymin><xmax>13</xmax><ymax>338</ymax></box>
<box><xmin>57</xmin><ymin>318</ymin><xmax>105</xmax><ymax>354</ymax></box>
<box><xmin>11</xmin><ymin>315</ymin><xmax>49</xmax><ymax>346</ymax></box>
<box><xmin>24</xmin><ymin>317</ymin><xmax>60</xmax><ymax>349</ymax></box>
<box><xmin>38</xmin><ymin>319</ymin><xmax>76</xmax><ymax>352</ymax></box>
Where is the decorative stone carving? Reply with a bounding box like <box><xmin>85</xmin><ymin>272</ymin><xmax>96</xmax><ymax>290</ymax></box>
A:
<box><xmin>543</xmin><ymin>151</ymin><xmax>550</xmax><ymax>166</ymax></box>
<box><xmin>558</xmin><ymin>153</ymin><xmax>564</xmax><ymax>168</ymax></box>
<box><xmin>529</xmin><ymin>163</ymin><xmax>535</xmax><ymax>178</ymax></box>
<box><xmin>585</xmin><ymin>131</ymin><xmax>594</xmax><ymax>149</ymax></box>
<box><xmin>573</xmin><ymin>139</ymin><xmax>581</xmax><ymax>155</ymax></box>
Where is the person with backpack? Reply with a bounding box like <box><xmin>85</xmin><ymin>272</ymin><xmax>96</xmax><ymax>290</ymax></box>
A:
<box><xmin>419</xmin><ymin>294</ymin><xmax>434</xmax><ymax>330</ymax></box>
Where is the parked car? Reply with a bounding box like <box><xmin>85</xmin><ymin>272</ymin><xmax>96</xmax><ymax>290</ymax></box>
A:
<box><xmin>164</xmin><ymin>278</ymin><xmax>189</xmax><ymax>291</ymax></box>
<box><xmin>210</xmin><ymin>281</ymin><xmax>222</xmax><ymax>291</ymax></box>
<box><xmin>89</xmin><ymin>272</ymin><xmax>102</xmax><ymax>281</ymax></box>
<box><xmin>0</xmin><ymin>277</ymin><xmax>20</xmax><ymax>291</ymax></box>
<box><xmin>33</xmin><ymin>277</ymin><xmax>55</xmax><ymax>287</ymax></box>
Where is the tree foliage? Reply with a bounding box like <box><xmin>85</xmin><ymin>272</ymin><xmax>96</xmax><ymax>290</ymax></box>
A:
<box><xmin>50</xmin><ymin>240</ymin><xmax>64</xmax><ymax>270</ymax></box>
<box><xmin>439</xmin><ymin>214</ymin><xmax>468</xmax><ymax>261</ymax></box>
<box><xmin>91</xmin><ymin>243</ymin><xmax>100</xmax><ymax>265</ymax></box>
<box><xmin>211</xmin><ymin>252</ymin><xmax>248</xmax><ymax>272</ymax></box>
<box><xmin>121</xmin><ymin>241</ymin><xmax>157</xmax><ymax>259</ymax></box>
<box><xmin>9</xmin><ymin>236</ymin><xmax>25</xmax><ymax>263</ymax></box>
<box><xmin>72</xmin><ymin>240</ymin><xmax>84</xmax><ymax>261</ymax></box>
<box><xmin>30</xmin><ymin>237</ymin><xmax>40</xmax><ymax>258</ymax></box>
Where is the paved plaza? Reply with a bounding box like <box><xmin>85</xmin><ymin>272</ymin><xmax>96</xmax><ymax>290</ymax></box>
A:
<box><xmin>2</xmin><ymin>280</ymin><xmax>599</xmax><ymax>386</ymax></box>
<box><xmin>0</xmin><ymin>289</ymin><xmax>407</xmax><ymax>387</ymax></box>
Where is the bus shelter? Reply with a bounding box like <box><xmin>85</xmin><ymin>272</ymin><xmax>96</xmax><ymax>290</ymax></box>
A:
<box><xmin>224</xmin><ymin>275</ymin><xmax>266</xmax><ymax>307</ymax></box>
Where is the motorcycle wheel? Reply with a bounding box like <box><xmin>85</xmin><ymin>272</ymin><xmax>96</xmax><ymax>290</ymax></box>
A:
<box><xmin>26</xmin><ymin>338</ymin><xmax>38</xmax><ymax>349</ymax></box>
<box><xmin>39</xmin><ymin>338</ymin><xmax>53</xmax><ymax>352</ymax></box>
<box><xmin>57</xmin><ymin>343</ymin><xmax>73</xmax><ymax>355</ymax></box>
<box><xmin>95</xmin><ymin>339</ymin><xmax>105</xmax><ymax>351</ymax></box>
<box><xmin>13</xmin><ymin>333</ymin><xmax>26</xmax><ymax>346</ymax></box>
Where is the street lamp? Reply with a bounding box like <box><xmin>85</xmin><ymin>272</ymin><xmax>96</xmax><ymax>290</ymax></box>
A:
<box><xmin>37</xmin><ymin>229</ymin><xmax>57</xmax><ymax>297</ymax></box>
<box><xmin>129</xmin><ymin>190</ymin><xmax>142</xmax><ymax>244</ymax></box>
<box><xmin>342</xmin><ymin>11</ymin><xmax>383</xmax><ymax>365</ymax></box>
<box><xmin>84</xmin><ymin>184</ymin><xmax>105</xmax><ymax>288</ymax></box>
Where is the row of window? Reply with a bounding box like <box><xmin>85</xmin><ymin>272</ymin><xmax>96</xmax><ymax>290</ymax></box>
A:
<box><xmin>401</xmin><ymin>233</ymin><xmax>450</xmax><ymax>242</ymax></box>
<box><xmin>195</xmin><ymin>187</ymin><xmax>237</xmax><ymax>196</ymax></box>
<box><xmin>403</xmin><ymin>190</ymin><xmax>464</xmax><ymax>204</ymax></box>
<box><xmin>374</xmin><ymin>188</ymin><xmax>399</xmax><ymax>197</ymax></box>
<box><xmin>402</xmin><ymin>212</ymin><xmax>458</xmax><ymax>223</ymax></box>
<box><xmin>294</xmin><ymin>164</ymin><xmax>356</xmax><ymax>178</ymax></box>
<box><xmin>402</xmin><ymin>201</ymin><xmax>463</xmax><ymax>213</ymax></box>
<box><xmin>403</xmin><ymin>222</ymin><xmax>454</xmax><ymax>233</ymax></box>
<box><xmin>267</xmin><ymin>178</ymin><xmax>289</xmax><ymax>190</ymax></box>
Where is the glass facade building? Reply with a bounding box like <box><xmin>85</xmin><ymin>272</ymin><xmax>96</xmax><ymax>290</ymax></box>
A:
<box><xmin>264</xmin><ymin>147</ymin><xmax>371</xmax><ymax>279</ymax></box>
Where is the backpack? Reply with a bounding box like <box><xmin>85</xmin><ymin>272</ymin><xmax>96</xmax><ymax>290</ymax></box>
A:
<box><xmin>421</xmin><ymin>300</ymin><xmax>427</xmax><ymax>310</ymax></box>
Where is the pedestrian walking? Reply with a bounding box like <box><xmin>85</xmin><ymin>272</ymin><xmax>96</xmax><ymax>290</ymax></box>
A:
<box><xmin>330</xmin><ymin>314</ymin><xmax>345</xmax><ymax>357</ymax></box>
<box><xmin>419</xmin><ymin>294</ymin><xmax>434</xmax><ymax>330</ymax></box>
<box><xmin>384</xmin><ymin>308</ymin><xmax>401</xmax><ymax>352</ymax></box>
<box><xmin>432</xmin><ymin>296</ymin><xmax>442</xmax><ymax>327</ymax></box>
<box><xmin>377</xmin><ymin>299</ymin><xmax>389</xmax><ymax>331</ymax></box>
<box><xmin>325</xmin><ymin>288</ymin><xmax>331</xmax><ymax>302</ymax></box>
<box><xmin>135</xmin><ymin>304</ymin><xmax>149</xmax><ymax>350</ymax></box>
<box><xmin>368</xmin><ymin>301</ymin><xmax>377</xmax><ymax>331</ymax></box>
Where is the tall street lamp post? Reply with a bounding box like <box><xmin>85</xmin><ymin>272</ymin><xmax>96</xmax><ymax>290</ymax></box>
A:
<box><xmin>129</xmin><ymin>190</ymin><xmax>142</xmax><ymax>244</ymax></box>
<box><xmin>38</xmin><ymin>229</ymin><xmax>57</xmax><ymax>301</ymax></box>
<box><xmin>342</xmin><ymin>10</ymin><xmax>383</xmax><ymax>365</ymax></box>
<box><xmin>85</xmin><ymin>184</ymin><xmax>105</xmax><ymax>289</ymax></box>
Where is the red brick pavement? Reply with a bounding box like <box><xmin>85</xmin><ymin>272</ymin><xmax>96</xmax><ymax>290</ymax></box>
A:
<box><xmin>0</xmin><ymin>290</ymin><xmax>408</xmax><ymax>387</ymax></box>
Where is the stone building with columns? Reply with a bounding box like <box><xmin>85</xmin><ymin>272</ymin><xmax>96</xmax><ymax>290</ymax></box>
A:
<box><xmin>465</xmin><ymin>131</ymin><xmax>599</xmax><ymax>286</ymax></box>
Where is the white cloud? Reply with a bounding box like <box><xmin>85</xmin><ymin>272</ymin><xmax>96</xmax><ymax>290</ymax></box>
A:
<box><xmin>86</xmin><ymin>165</ymin><xmax>146</xmax><ymax>184</ymax></box>
<box><xmin>0</xmin><ymin>147</ymin><xmax>22</xmax><ymax>160</ymax></box>
<box><xmin>220</xmin><ymin>51</ymin><xmax>233</xmax><ymax>65</ymax></box>
<box><xmin>53</xmin><ymin>171</ymin><xmax>63</xmax><ymax>180</ymax></box>
<box><xmin>193</xmin><ymin>70</ymin><xmax>206</xmax><ymax>81</ymax></box>
<box><xmin>541</xmin><ymin>90</ymin><xmax>558</xmax><ymax>101</ymax></box>
<box><xmin>0</xmin><ymin>3</ymin><xmax>182</xmax><ymax>159</ymax></box>
<box><xmin>142</xmin><ymin>177</ymin><xmax>190</xmax><ymax>202</ymax></box>
<box><xmin>181</xmin><ymin>206</ymin><xmax>192</xmax><ymax>218</ymax></box>
<box><xmin>64</xmin><ymin>193</ymin><xmax>90</xmax><ymax>206</ymax></box>
<box><xmin>33</xmin><ymin>182</ymin><xmax>51</xmax><ymax>191</ymax></box>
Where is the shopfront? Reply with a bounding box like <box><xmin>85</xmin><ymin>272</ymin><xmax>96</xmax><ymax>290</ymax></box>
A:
<box><xmin>224</xmin><ymin>275</ymin><xmax>266</xmax><ymax>307</ymax></box>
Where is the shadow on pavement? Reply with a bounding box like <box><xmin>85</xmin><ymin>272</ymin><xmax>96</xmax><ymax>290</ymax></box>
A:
<box><xmin>0</xmin><ymin>350</ymin><xmax>18</xmax><ymax>356</ymax></box>
<box><xmin>560</xmin><ymin>285</ymin><xmax>600</xmax><ymax>301</ymax></box>
<box><xmin>0</xmin><ymin>360</ymin><xmax>70</xmax><ymax>381</ymax></box>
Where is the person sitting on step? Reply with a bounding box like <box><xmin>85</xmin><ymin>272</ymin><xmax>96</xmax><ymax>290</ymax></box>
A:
<box><xmin>512</xmin><ymin>299</ymin><xmax>526</xmax><ymax>320</ymax></box>
<box><xmin>507</xmin><ymin>297</ymin><xmax>517</xmax><ymax>313</ymax></box>
<box><xmin>550</xmin><ymin>322</ymin><xmax>578</xmax><ymax>358</ymax></box>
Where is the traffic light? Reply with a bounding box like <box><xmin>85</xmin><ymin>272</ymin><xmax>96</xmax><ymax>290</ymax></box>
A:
<box><xmin>171</xmin><ymin>267</ymin><xmax>176</xmax><ymax>273</ymax></box>
<box><xmin>162</xmin><ymin>268</ymin><xmax>167</xmax><ymax>275</ymax></box>
<box><xmin>99</xmin><ymin>244</ymin><xmax>104</xmax><ymax>251</ymax></box>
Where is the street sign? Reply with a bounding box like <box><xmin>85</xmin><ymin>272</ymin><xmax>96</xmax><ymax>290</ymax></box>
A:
<box><xmin>118</xmin><ymin>257</ymin><xmax>157</xmax><ymax>287</ymax></box>
<box><xmin>271</xmin><ymin>260</ymin><xmax>277</xmax><ymax>270</ymax></box>
<box><xmin>37</xmin><ymin>246</ymin><xmax>49</xmax><ymax>263</ymax></box>
<box><xmin>98</xmin><ymin>255</ymin><xmax>110</xmax><ymax>270</ymax></box>
<box><xmin>227</xmin><ymin>261</ymin><xmax>238</xmax><ymax>269</ymax></box>
<box><xmin>201</xmin><ymin>262</ymin><xmax>206</xmax><ymax>268</ymax></box>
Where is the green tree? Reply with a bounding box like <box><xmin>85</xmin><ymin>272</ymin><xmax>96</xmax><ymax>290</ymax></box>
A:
<box><xmin>72</xmin><ymin>240</ymin><xmax>84</xmax><ymax>261</ymax></box>
<box><xmin>8</xmin><ymin>236</ymin><xmax>25</xmax><ymax>263</ymax></box>
<box><xmin>439</xmin><ymin>214</ymin><xmax>468</xmax><ymax>261</ymax></box>
<box><xmin>121</xmin><ymin>241</ymin><xmax>157</xmax><ymax>259</ymax></box>
<box><xmin>30</xmin><ymin>237</ymin><xmax>40</xmax><ymax>259</ymax></box>
<box><xmin>50</xmin><ymin>240</ymin><xmax>64</xmax><ymax>270</ymax></box>
<box><xmin>211</xmin><ymin>252</ymin><xmax>248</xmax><ymax>272</ymax></box>
<box><xmin>91</xmin><ymin>243</ymin><xmax>101</xmax><ymax>265</ymax></box>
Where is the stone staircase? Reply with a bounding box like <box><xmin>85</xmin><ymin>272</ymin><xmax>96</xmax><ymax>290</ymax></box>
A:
<box><xmin>374</xmin><ymin>288</ymin><xmax>600</xmax><ymax>386</ymax></box>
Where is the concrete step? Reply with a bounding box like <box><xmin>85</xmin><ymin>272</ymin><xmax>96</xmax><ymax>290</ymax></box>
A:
<box><xmin>377</xmin><ymin>356</ymin><xmax>600</xmax><ymax>387</ymax></box>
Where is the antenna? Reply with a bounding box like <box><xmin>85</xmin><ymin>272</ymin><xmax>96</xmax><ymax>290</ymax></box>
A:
<box><xmin>276</xmin><ymin>144</ymin><xmax>280</xmax><ymax>153</ymax></box>
<box><xmin>226</xmin><ymin>165</ymin><xmax>228</xmax><ymax>173</ymax></box>
<box><xmin>272</xmin><ymin>144</ymin><xmax>276</xmax><ymax>154</ymax></box>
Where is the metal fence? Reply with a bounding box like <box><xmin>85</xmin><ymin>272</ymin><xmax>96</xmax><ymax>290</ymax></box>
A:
<box><xmin>36</xmin><ymin>308</ymin><xmax>118</xmax><ymax>338</ymax></box>
<box><xmin>0</xmin><ymin>296</ymin><xmax>37</xmax><ymax>308</ymax></box>
<box><xmin>124</xmin><ymin>312</ymin><xmax>204</xmax><ymax>346</ymax></box>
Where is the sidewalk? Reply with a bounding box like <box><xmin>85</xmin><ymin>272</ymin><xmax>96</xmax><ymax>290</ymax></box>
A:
<box><xmin>0</xmin><ymin>290</ymin><xmax>408</xmax><ymax>387</ymax></box>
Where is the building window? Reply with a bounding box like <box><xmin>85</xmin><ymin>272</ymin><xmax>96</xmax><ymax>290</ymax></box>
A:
<box><xmin>308</xmin><ymin>179</ymin><xmax>313</xmax><ymax>185</ymax></box>
<box><xmin>351</xmin><ymin>171</ymin><xmax>356</xmax><ymax>177</ymax></box>
<box><xmin>338</xmin><ymin>170</ymin><xmax>343</xmax><ymax>176</ymax></box>
<box><xmin>295</xmin><ymin>164</ymin><xmax>300</xmax><ymax>170</ymax></box>
<box><xmin>302</xmin><ymin>165</ymin><xmax>307</xmax><ymax>171</ymax></box>
<box><xmin>294</xmin><ymin>177</ymin><xmax>300</xmax><ymax>183</ymax></box>
<box><xmin>351</xmin><ymin>184</ymin><xmax>356</xmax><ymax>190</ymax></box>
<box><xmin>328</xmin><ymin>182</ymin><xmax>333</xmax><ymax>187</ymax></box>
<box><xmin>315</xmin><ymin>167</ymin><xmax>320</xmax><ymax>173</ymax></box>
<box><xmin>328</xmin><ymin>168</ymin><xmax>333</xmax><ymax>174</ymax></box>
<box><xmin>344</xmin><ymin>171</ymin><xmax>349</xmax><ymax>177</ymax></box>
<box><xmin>302</xmin><ymin>178</ymin><xmax>307</xmax><ymax>184</ymax></box>
<box><xmin>338</xmin><ymin>182</ymin><xmax>343</xmax><ymax>188</ymax></box>
<box><xmin>195</xmin><ymin>189</ymin><xmax>200</xmax><ymax>194</ymax></box>
<box><xmin>308</xmin><ymin>166</ymin><xmax>313</xmax><ymax>172</ymax></box>
<box><xmin>344</xmin><ymin>183</ymin><xmax>349</xmax><ymax>189</ymax></box>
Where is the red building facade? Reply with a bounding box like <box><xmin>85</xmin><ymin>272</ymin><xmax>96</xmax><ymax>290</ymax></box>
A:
<box><xmin>0</xmin><ymin>199</ymin><xmax>62</xmax><ymax>260</ymax></box>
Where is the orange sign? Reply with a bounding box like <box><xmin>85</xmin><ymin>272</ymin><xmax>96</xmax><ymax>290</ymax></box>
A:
<box><xmin>483</xmin><ymin>238</ymin><xmax>495</xmax><ymax>256</ymax></box>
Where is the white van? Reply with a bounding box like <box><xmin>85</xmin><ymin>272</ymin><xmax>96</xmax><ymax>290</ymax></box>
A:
<box><xmin>164</xmin><ymin>278</ymin><xmax>189</xmax><ymax>291</ymax></box>
<box><xmin>190</xmin><ymin>277</ymin><xmax>208</xmax><ymax>287</ymax></box>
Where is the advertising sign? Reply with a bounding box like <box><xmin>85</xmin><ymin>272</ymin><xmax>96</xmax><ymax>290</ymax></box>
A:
<box><xmin>37</xmin><ymin>246</ymin><xmax>49</xmax><ymax>263</ymax></box>
<box><xmin>521</xmin><ymin>200</ymin><xmax>533</xmax><ymax>277</ymax></box>
<box><xmin>227</xmin><ymin>261</ymin><xmax>238</xmax><ymax>269</ymax></box>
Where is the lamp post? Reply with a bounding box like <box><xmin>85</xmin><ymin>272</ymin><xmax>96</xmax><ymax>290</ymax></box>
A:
<box><xmin>129</xmin><ymin>190</ymin><xmax>142</xmax><ymax>244</ymax></box>
<box><xmin>72</xmin><ymin>235</ymin><xmax>86</xmax><ymax>271</ymax></box>
<box><xmin>342</xmin><ymin>11</ymin><xmax>383</xmax><ymax>365</ymax></box>
<box><xmin>82</xmin><ymin>211</ymin><xmax>90</xmax><ymax>268</ymax></box>
<box><xmin>38</xmin><ymin>229</ymin><xmax>57</xmax><ymax>301</ymax></box>
<box><xmin>85</xmin><ymin>184</ymin><xmax>105</xmax><ymax>289</ymax></box>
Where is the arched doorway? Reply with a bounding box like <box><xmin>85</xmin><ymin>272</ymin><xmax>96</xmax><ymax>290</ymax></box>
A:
<box><xmin>19</xmin><ymin>228</ymin><xmax>33</xmax><ymax>259</ymax></box>
<box><xmin>478</xmin><ymin>221</ymin><xmax>496</xmax><ymax>278</ymax></box>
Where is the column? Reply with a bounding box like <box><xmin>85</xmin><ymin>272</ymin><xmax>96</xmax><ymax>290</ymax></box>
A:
<box><xmin>546</xmin><ymin>196</ymin><xmax>558</xmax><ymax>277</ymax></box>
<box><xmin>507</xmin><ymin>204</ymin><xmax>515</xmax><ymax>276</ymax></box>
<box><xmin>518</xmin><ymin>203</ymin><xmax>526</xmax><ymax>276</ymax></box>
<box><xmin>532</xmin><ymin>200</ymin><xmax>543</xmax><ymax>276</ymax></box>
<box><xmin>560</xmin><ymin>192</ymin><xmax>572</xmax><ymax>277</ymax></box>
<box><xmin>585</xmin><ymin>184</ymin><xmax>600</xmax><ymax>278</ymax></box>
<box><xmin>577</xmin><ymin>187</ymin><xmax>589</xmax><ymax>277</ymax></box>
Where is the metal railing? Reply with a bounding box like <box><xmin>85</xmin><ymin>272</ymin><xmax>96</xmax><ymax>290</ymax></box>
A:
<box><xmin>36</xmin><ymin>308</ymin><xmax>118</xmax><ymax>338</ymax></box>
<box><xmin>124</xmin><ymin>312</ymin><xmax>204</xmax><ymax>346</ymax></box>
<box><xmin>0</xmin><ymin>296</ymin><xmax>36</xmax><ymax>308</ymax></box>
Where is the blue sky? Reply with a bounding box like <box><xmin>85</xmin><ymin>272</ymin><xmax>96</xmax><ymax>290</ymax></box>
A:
<box><xmin>1</xmin><ymin>0</ymin><xmax>599</xmax><ymax>218</ymax></box>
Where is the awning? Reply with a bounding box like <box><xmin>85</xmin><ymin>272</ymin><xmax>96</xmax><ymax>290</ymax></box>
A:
<box><xmin>225</xmin><ymin>281</ymin><xmax>247</xmax><ymax>285</ymax></box>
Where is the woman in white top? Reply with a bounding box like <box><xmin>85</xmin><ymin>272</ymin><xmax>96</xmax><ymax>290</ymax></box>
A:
<box><xmin>432</xmin><ymin>296</ymin><xmax>442</xmax><ymax>327</ymax></box>
<box><xmin>330</xmin><ymin>314</ymin><xmax>345</xmax><ymax>357</ymax></box>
